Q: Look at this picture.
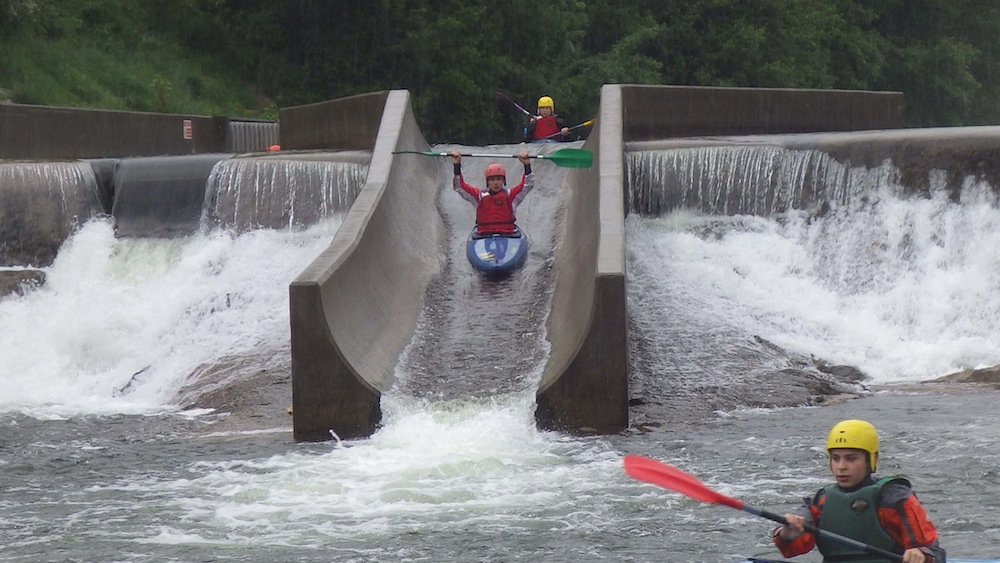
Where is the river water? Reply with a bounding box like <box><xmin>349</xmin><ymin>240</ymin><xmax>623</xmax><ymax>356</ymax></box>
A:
<box><xmin>3</xmin><ymin>152</ymin><xmax>1000</xmax><ymax>562</ymax></box>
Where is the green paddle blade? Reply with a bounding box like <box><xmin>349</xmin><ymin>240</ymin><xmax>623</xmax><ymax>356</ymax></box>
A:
<box><xmin>538</xmin><ymin>148</ymin><xmax>593</xmax><ymax>168</ymax></box>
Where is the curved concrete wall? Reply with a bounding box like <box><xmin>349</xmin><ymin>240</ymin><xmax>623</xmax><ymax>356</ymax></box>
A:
<box><xmin>534</xmin><ymin>84</ymin><xmax>909</xmax><ymax>434</ymax></box>
<box><xmin>287</xmin><ymin>84</ymin><xmax>917</xmax><ymax>441</ymax></box>
<box><xmin>536</xmin><ymin>85</ymin><xmax>629</xmax><ymax>434</ymax></box>
<box><xmin>289</xmin><ymin>91</ymin><xmax>444</xmax><ymax>441</ymax></box>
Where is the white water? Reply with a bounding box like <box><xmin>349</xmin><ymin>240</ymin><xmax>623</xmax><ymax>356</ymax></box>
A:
<box><xmin>4</xmin><ymin>160</ymin><xmax>998</xmax><ymax>407</ymax></box>
<box><xmin>627</xmin><ymin>176</ymin><xmax>1000</xmax><ymax>384</ymax></box>
<box><xmin>0</xmin><ymin>217</ymin><xmax>342</xmax><ymax>418</ymax></box>
<box><xmin>130</xmin><ymin>397</ymin><xmax>623</xmax><ymax>553</ymax></box>
<box><xmin>0</xmin><ymin>194</ymin><xmax>634</xmax><ymax>558</ymax></box>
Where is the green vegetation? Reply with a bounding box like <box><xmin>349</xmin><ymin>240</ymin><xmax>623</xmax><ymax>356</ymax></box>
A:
<box><xmin>0</xmin><ymin>0</ymin><xmax>261</xmax><ymax>116</ymax></box>
<box><xmin>2</xmin><ymin>0</ymin><xmax>1000</xmax><ymax>144</ymax></box>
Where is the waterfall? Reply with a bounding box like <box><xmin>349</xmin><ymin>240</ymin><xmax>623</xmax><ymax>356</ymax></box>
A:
<box><xmin>626</xmin><ymin>145</ymin><xmax>904</xmax><ymax>217</ymax></box>
<box><xmin>204</xmin><ymin>155</ymin><xmax>368</xmax><ymax>232</ymax></box>
<box><xmin>0</xmin><ymin>160</ymin><xmax>104</xmax><ymax>266</ymax></box>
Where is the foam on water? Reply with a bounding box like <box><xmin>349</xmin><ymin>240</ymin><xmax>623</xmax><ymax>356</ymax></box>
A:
<box><xmin>629</xmin><ymin>177</ymin><xmax>1000</xmax><ymax>383</ymax></box>
<box><xmin>0</xmin><ymin>216</ymin><xmax>342</xmax><ymax>418</ymax></box>
<box><xmin>107</xmin><ymin>394</ymin><xmax>624</xmax><ymax>551</ymax></box>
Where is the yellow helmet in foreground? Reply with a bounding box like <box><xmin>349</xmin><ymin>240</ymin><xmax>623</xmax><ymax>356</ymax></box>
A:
<box><xmin>827</xmin><ymin>419</ymin><xmax>879</xmax><ymax>471</ymax></box>
<box><xmin>537</xmin><ymin>96</ymin><xmax>554</xmax><ymax>110</ymax></box>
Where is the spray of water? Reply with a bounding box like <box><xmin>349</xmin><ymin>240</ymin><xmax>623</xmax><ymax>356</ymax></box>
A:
<box><xmin>0</xmin><ymin>216</ymin><xmax>342</xmax><ymax>417</ymax></box>
<box><xmin>629</xmin><ymin>175</ymin><xmax>1000</xmax><ymax>383</ymax></box>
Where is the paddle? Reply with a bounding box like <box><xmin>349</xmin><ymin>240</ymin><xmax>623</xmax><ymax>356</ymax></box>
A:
<box><xmin>392</xmin><ymin>148</ymin><xmax>593</xmax><ymax>169</ymax></box>
<box><xmin>622</xmin><ymin>455</ymin><xmax>904</xmax><ymax>563</ymax></box>
<box><xmin>542</xmin><ymin>118</ymin><xmax>596</xmax><ymax>140</ymax></box>
<box><xmin>496</xmin><ymin>91</ymin><xmax>533</xmax><ymax>118</ymax></box>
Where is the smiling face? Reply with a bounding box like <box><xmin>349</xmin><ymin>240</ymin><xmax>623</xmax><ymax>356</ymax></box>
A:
<box><xmin>828</xmin><ymin>448</ymin><xmax>872</xmax><ymax>489</ymax></box>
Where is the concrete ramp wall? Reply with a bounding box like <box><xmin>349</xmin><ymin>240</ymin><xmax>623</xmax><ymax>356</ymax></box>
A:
<box><xmin>536</xmin><ymin>85</ymin><xmax>628</xmax><ymax>433</ymax></box>
<box><xmin>534</xmin><ymin>84</ymin><xmax>909</xmax><ymax>435</ymax></box>
<box><xmin>288</xmin><ymin>84</ymin><xmax>912</xmax><ymax>440</ymax></box>
<box><xmin>289</xmin><ymin>90</ymin><xmax>444</xmax><ymax>441</ymax></box>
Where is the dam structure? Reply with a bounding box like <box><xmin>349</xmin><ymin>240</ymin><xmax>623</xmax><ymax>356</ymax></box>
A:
<box><xmin>282</xmin><ymin>86</ymin><xmax>910</xmax><ymax>441</ymax></box>
<box><xmin>6</xmin><ymin>86</ymin><xmax>1000</xmax><ymax>442</ymax></box>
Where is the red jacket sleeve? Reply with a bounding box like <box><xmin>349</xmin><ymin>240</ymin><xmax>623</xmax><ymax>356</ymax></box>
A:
<box><xmin>773</xmin><ymin>503</ymin><xmax>820</xmax><ymax>557</ymax></box>
<box><xmin>877</xmin><ymin>494</ymin><xmax>942</xmax><ymax>558</ymax></box>
<box><xmin>453</xmin><ymin>174</ymin><xmax>482</xmax><ymax>206</ymax></box>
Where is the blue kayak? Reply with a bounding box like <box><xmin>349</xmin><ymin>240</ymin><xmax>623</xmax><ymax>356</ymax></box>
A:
<box><xmin>465</xmin><ymin>226</ymin><xmax>529</xmax><ymax>276</ymax></box>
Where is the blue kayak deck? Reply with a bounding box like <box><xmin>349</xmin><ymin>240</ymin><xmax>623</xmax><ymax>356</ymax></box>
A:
<box><xmin>465</xmin><ymin>226</ymin><xmax>528</xmax><ymax>275</ymax></box>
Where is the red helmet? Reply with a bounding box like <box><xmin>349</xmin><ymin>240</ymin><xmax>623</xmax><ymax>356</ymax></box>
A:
<box><xmin>485</xmin><ymin>163</ymin><xmax>506</xmax><ymax>183</ymax></box>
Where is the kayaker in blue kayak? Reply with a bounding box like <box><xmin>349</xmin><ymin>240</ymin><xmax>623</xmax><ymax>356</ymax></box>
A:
<box><xmin>451</xmin><ymin>150</ymin><xmax>534</xmax><ymax>235</ymax></box>
<box><xmin>771</xmin><ymin>419</ymin><xmax>945</xmax><ymax>563</ymax></box>
<box><xmin>522</xmin><ymin>96</ymin><xmax>574</xmax><ymax>143</ymax></box>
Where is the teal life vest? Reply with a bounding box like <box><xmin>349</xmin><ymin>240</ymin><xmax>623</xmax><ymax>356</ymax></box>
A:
<box><xmin>815</xmin><ymin>477</ymin><xmax>908</xmax><ymax>563</ymax></box>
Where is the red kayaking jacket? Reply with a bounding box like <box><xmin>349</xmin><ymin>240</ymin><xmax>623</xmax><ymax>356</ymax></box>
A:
<box><xmin>773</xmin><ymin>478</ymin><xmax>944</xmax><ymax>562</ymax></box>
<box><xmin>531</xmin><ymin>115</ymin><xmax>562</xmax><ymax>140</ymax></box>
<box><xmin>453</xmin><ymin>169</ymin><xmax>535</xmax><ymax>234</ymax></box>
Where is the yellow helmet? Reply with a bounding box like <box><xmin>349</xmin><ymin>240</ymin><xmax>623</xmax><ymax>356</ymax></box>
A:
<box><xmin>827</xmin><ymin>419</ymin><xmax>879</xmax><ymax>471</ymax></box>
<box><xmin>537</xmin><ymin>96</ymin><xmax>554</xmax><ymax>111</ymax></box>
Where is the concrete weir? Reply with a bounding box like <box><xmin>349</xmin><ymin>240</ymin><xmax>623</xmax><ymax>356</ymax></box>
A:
<box><xmin>286</xmin><ymin>87</ymin><xmax>631</xmax><ymax>441</ymax></box>
<box><xmin>288</xmin><ymin>91</ymin><xmax>446</xmax><ymax>441</ymax></box>
<box><xmin>9</xmin><ymin>84</ymin><xmax>991</xmax><ymax>440</ymax></box>
<box><xmin>288</xmin><ymin>85</ymin><xmax>914</xmax><ymax>441</ymax></box>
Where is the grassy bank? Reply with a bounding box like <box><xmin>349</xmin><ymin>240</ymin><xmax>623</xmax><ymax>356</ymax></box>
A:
<box><xmin>0</xmin><ymin>1</ymin><xmax>272</xmax><ymax>118</ymax></box>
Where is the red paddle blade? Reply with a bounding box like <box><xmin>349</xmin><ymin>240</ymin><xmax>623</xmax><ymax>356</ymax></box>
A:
<box><xmin>623</xmin><ymin>455</ymin><xmax>744</xmax><ymax>510</ymax></box>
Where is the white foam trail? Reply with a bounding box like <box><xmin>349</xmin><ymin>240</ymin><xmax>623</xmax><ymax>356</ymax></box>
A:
<box><xmin>125</xmin><ymin>395</ymin><xmax>622</xmax><ymax>548</ymax></box>
<box><xmin>0</xmin><ymin>217</ymin><xmax>341</xmax><ymax>417</ymax></box>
